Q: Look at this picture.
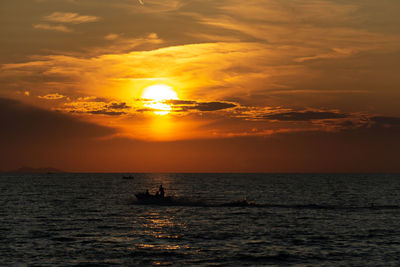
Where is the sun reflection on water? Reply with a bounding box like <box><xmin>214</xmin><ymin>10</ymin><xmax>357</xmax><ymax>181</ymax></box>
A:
<box><xmin>131</xmin><ymin>209</ymin><xmax>188</xmax><ymax>254</ymax></box>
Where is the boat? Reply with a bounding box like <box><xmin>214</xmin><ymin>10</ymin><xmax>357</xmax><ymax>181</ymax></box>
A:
<box><xmin>135</xmin><ymin>192</ymin><xmax>174</xmax><ymax>204</ymax></box>
<box><xmin>122</xmin><ymin>175</ymin><xmax>134</xmax><ymax>180</ymax></box>
<box><xmin>219</xmin><ymin>197</ymin><xmax>256</xmax><ymax>207</ymax></box>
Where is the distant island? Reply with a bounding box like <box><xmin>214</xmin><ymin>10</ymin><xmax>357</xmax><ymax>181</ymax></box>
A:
<box><xmin>6</xmin><ymin>166</ymin><xmax>64</xmax><ymax>173</ymax></box>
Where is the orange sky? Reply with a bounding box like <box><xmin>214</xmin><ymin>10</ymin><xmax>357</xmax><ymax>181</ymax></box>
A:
<box><xmin>1</xmin><ymin>0</ymin><xmax>400</xmax><ymax>172</ymax></box>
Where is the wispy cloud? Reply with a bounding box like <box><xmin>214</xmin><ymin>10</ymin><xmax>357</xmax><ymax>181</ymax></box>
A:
<box><xmin>89</xmin><ymin>33</ymin><xmax>163</xmax><ymax>55</ymax></box>
<box><xmin>33</xmin><ymin>23</ymin><xmax>72</xmax><ymax>32</ymax></box>
<box><xmin>104</xmin><ymin>33</ymin><xmax>121</xmax><ymax>40</ymax></box>
<box><xmin>38</xmin><ymin>93</ymin><xmax>66</xmax><ymax>100</ymax></box>
<box><xmin>294</xmin><ymin>48</ymin><xmax>356</xmax><ymax>63</ymax></box>
<box><xmin>62</xmin><ymin>99</ymin><xmax>131</xmax><ymax>116</ymax></box>
<box><xmin>262</xmin><ymin>111</ymin><xmax>348</xmax><ymax>122</ymax></box>
<box><xmin>44</xmin><ymin>12</ymin><xmax>100</xmax><ymax>24</ymax></box>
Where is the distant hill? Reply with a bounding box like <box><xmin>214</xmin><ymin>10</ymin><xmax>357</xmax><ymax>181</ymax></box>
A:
<box><xmin>8</xmin><ymin>166</ymin><xmax>64</xmax><ymax>173</ymax></box>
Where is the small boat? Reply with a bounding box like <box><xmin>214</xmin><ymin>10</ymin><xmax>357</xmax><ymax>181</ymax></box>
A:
<box><xmin>220</xmin><ymin>197</ymin><xmax>256</xmax><ymax>207</ymax></box>
<box><xmin>135</xmin><ymin>192</ymin><xmax>174</xmax><ymax>204</ymax></box>
<box><xmin>122</xmin><ymin>175</ymin><xmax>134</xmax><ymax>180</ymax></box>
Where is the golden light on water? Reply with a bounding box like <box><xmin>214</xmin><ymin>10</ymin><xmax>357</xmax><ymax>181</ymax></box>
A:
<box><xmin>141</xmin><ymin>84</ymin><xmax>178</xmax><ymax>115</ymax></box>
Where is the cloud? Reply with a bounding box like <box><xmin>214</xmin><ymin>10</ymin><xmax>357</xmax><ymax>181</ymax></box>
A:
<box><xmin>33</xmin><ymin>12</ymin><xmax>100</xmax><ymax>33</ymax></box>
<box><xmin>38</xmin><ymin>93</ymin><xmax>65</xmax><ymax>100</ymax></box>
<box><xmin>263</xmin><ymin>111</ymin><xmax>348</xmax><ymax>121</ymax></box>
<box><xmin>166</xmin><ymin>99</ymin><xmax>237</xmax><ymax>112</ymax></box>
<box><xmin>63</xmin><ymin>100</ymin><xmax>131</xmax><ymax>116</ymax></box>
<box><xmin>182</xmin><ymin>101</ymin><xmax>236</xmax><ymax>112</ymax></box>
<box><xmin>88</xmin><ymin>110</ymin><xmax>126</xmax><ymax>116</ymax></box>
<box><xmin>104</xmin><ymin>33</ymin><xmax>121</xmax><ymax>40</ymax></box>
<box><xmin>0</xmin><ymin>40</ymin><xmax>385</xmax><ymax>108</ymax></box>
<box><xmin>83</xmin><ymin>33</ymin><xmax>163</xmax><ymax>56</ymax></box>
<box><xmin>234</xmin><ymin>106</ymin><xmax>349</xmax><ymax>122</ymax></box>
<box><xmin>107</xmin><ymin>102</ymin><xmax>130</xmax><ymax>109</ymax></box>
<box><xmin>1</xmin><ymin>99</ymin><xmax>399</xmax><ymax>172</ymax></box>
<box><xmin>138</xmin><ymin>99</ymin><xmax>237</xmax><ymax>113</ymax></box>
<box><xmin>33</xmin><ymin>23</ymin><xmax>72</xmax><ymax>32</ymax></box>
<box><xmin>0</xmin><ymin>97</ymin><xmax>115</xmax><ymax>143</ymax></box>
<box><xmin>371</xmin><ymin>116</ymin><xmax>400</xmax><ymax>127</ymax></box>
<box><xmin>164</xmin><ymin>100</ymin><xmax>196</xmax><ymax>105</ymax></box>
<box><xmin>294</xmin><ymin>48</ymin><xmax>356</xmax><ymax>63</ymax></box>
<box><xmin>77</xmin><ymin>96</ymin><xmax>111</xmax><ymax>102</ymax></box>
<box><xmin>44</xmin><ymin>12</ymin><xmax>100</xmax><ymax>24</ymax></box>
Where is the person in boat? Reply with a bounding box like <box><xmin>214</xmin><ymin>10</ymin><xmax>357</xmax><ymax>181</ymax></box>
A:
<box><xmin>145</xmin><ymin>189</ymin><xmax>150</xmax><ymax>196</ymax></box>
<box><xmin>159</xmin><ymin>184</ymin><xmax>165</xmax><ymax>197</ymax></box>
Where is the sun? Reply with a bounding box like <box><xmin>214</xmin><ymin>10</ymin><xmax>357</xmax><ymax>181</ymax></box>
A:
<box><xmin>142</xmin><ymin>84</ymin><xmax>178</xmax><ymax>101</ymax></box>
<box><xmin>141</xmin><ymin>84</ymin><xmax>178</xmax><ymax>115</ymax></box>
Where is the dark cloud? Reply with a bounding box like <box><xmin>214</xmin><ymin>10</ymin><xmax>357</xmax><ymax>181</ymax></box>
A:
<box><xmin>263</xmin><ymin>111</ymin><xmax>348</xmax><ymax>121</ymax></box>
<box><xmin>334</xmin><ymin>120</ymin><xmax>358</xmax><ymax>128</ymax></box>
<box><xmin>371</xmin><ymin>116</ymin><xmax>400</xmax><ymax>126</ymax></box>
<box><xmin>190</xmin><ymin>102</ymin><xmax>236</xmax><ymax>112</ymax></box>
<box><xmin>136</xmin><ymin>108</ymin><xmax>152</xmax><ymax>112</ymax></box>
<box><xmin>89</xmin><ymin>110</ymin><xmax>126</xmax><ymax>116</ymax></box>
<box><xmin>106</xmin><ymin>102</ymin><xmax>130</xmax><ymax>109</ymax></box>
<box><xmin>169</xmin><ymin>100</ymin><xmax>236</xmax><ymax>112</ymax></box>
<box><xmin>89</xmin><ymin>97</ymin><xmax>112</xmax><ymax>102</ymax></box>
<box><xmin>0</xmin><ymin>97</ymin><xmax>115</xmax><ymax>143</ymax></box>
<box><xmin>138</xmin><ymin>99</ymin><xmax>237</xmax><ymax>113</ymax></box>
<box><xmin>164</xmin><ymin>100</ymin><xmax>196</xmax><ymax>105</ymax></box>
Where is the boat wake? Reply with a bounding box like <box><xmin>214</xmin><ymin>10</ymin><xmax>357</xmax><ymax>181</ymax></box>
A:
<box><xmin>131</xmin><ymin>194</ymin><xmax>400</xmax><ymax>210</ymax></box>
<box><xmin>132</xmin><ymin>192</ymin><xmax>260</xmax><ymax>207</ymax></box>
<box><xmin>132</xmin><ymin>190</ymin><xmax>400</xmax><ymax>210</ymax></box>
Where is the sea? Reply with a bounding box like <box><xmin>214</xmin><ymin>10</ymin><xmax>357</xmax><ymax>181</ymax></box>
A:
<box><xmin>1</xmin><ymin>173</ymin><xmax>400</xmax><ymax>266</ymax></box>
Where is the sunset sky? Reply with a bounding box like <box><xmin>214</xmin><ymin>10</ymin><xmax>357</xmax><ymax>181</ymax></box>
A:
<box><xmin>1</xmin><ymin>0</ymin><xmax>400</xmax><ymax>172</ymax></box>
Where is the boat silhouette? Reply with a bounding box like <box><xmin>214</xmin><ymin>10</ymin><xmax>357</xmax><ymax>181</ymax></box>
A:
<box><xmin>220</xmin><ymin>197</ymin><xmax>256</xmax><ymax>207</ymax></box>
<box><xmin>135</xmin><ymin>192</ymin><xmax>174</xmax><ymax>204</ymax></box>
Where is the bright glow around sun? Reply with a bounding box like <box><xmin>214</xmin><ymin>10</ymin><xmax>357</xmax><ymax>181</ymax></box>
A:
<box><xmin>142</xmin><ymin>84</ymin><xmax>178</xmax><ymax>101</ymax></box>
<box><xmin>141</xmin><ymin>84</ymin><xmax>178</xmax><ymax>115</ymax></box>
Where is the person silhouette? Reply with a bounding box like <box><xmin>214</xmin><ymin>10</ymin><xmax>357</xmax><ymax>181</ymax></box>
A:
<box><xmin>159</xmin><ymin>184</ymin><xmax>165</xmax><ymax>197</ymax></box>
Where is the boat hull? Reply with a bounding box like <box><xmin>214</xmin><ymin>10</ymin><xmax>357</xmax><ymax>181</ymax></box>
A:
<box><xmin>135</xmin><ymin>193</ymin><xmax>174</xmax><ymax>204</ymax></box>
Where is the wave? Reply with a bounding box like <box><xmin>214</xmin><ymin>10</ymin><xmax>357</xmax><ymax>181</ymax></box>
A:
<box><xmin>257</xmin><ymin>204</ymin><xmax>400</xmax><ymax>210</ymax></box>
<box><xmin>130</xmin><ymin>197</ymin><xmax>400</xmax><ymax>210</ymax></box>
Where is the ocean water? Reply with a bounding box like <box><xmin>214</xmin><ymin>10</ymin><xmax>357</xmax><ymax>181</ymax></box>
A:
<box><xmin>1</xmin><ymin>173</ymin><xmax>400</xmax><ymax>266</ymax></box>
